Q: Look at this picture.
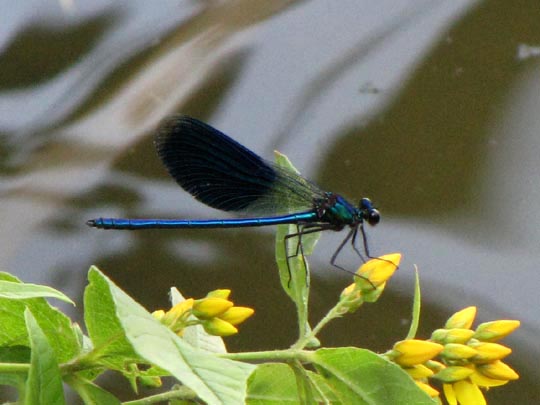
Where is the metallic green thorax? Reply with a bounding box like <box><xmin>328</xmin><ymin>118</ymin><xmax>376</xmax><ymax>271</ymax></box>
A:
<box><xmin>318</xmin><ymin>193</ymin><xmax>358</xmax><ymax>227</ymax></box>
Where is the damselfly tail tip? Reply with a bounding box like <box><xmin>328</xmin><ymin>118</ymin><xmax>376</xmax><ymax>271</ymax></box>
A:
<box><xmin>86</xmin><ymin>219</ymin><xmax>97</xmax><ymax>227</ymax></box>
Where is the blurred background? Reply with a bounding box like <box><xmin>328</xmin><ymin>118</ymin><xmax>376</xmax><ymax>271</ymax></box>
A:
<box><xmin>1</xmin><ymin>0</ymin><xmax>539</xmax><ymax>402</ymax></box>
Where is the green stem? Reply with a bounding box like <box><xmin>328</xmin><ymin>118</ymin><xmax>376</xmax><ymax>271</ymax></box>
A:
<box><xmin>221</xmin><ymin>349</ymin><xmax>310</xmax><ymax>363</ymax></box>
<box><xmin>0</xmin><ymin>362</ymin><xmax>30</xmax><ymax>373</ymax></box>
<box><xmin>293</xmin><ymin>298</ymin><xmax>349</xmax><ymax>349</ymax></box>
<box><xmin>60</xmin><ymin>353</ymin><xmax>107</xmax><ymax>375</ymax></box>
<box><xmin>122</xmin><ymin>386</ymin><xmax>197</xmax><ymax>405</ymax></box>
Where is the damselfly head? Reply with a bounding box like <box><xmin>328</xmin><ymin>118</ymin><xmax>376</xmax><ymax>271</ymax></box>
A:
<box><xmin>359</xmin><ymin>197</ymin><xmax>380</xmax><ymax>226</ymax></box>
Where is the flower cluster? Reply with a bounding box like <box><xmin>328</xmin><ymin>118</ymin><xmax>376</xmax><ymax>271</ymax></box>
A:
<box><xmin>152</xmin><ymin>289</ymin><xmax>254</xmax><ymax>337</ymax></box>
<box><xmin>339</xmin><ymin>253</ymin><xmax>401</xmax><ymax>313</ymax></box>
<box><xmin>387</xmin><ymin>306</ymin><xmax>520</xmax><ymax>404</ymax></box>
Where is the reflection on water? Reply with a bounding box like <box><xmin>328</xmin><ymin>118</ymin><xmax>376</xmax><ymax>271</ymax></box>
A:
<box><xmin>1</xmin><ymin>0</ymin><xmax>539</xmax><ymax>402</ymax></box>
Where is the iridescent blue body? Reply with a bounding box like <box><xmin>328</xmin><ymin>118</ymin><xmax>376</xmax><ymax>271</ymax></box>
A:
<box><xmin>87</xmin><ymin>116</ymin><xmax>380</xmax><ymax>263</ymax></box>
<box><xmin>90</xmin><ymin>211</ymin><xmax>318</xmax><ymax>229</ymax></box>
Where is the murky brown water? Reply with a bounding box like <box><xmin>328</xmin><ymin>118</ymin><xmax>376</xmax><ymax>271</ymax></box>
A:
<box><xmin>1</xmin><ymin>1</ymin><xmax>539</xmax><ymax>402</ymax></box>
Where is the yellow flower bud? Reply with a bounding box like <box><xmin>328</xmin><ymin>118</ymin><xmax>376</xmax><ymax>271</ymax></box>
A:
<box><xmin>452</xmin><ymin>379</ymin><xmax>486</xmax><ymax>405</ymax></box>
<box><xmin>219</xmin><ymin>306</ymin><xmax>254</xmax><ymax>325</ymax></box>
<box><xmin>379</xmin><ymin>253</ymin><xmax>402</xmax><ymax>268</ymax></box>
<box><xmin>192</xmin><ymin>297</ymin><xmax>233</xmax><ymax>319</ymax></box>
<box><xmin>405</xmin><ymin>364</ymin><xmax>434</xmax><ymax>379</ymax></box>
<box><xmin>445</xmin><ymin>307</ymin><xmax>477</xmax><ymax>329</ymax></box>
<box><xmin>474</xmin><ymin>320</ymin><xmax>520</xmax><ymax>342</ymax></box>
<box><xmin>470</xmin><ymin>370</ymin><xmax>509</xmax><ymax>387</ymax></box>
<box><xmin>356</xmin><ymin>253</ymin><xmax>400</xmax><ymax>287</ymax></box>
<box><xmin>433</xmin><ymin>366</ymin><xmax>474</xmax><ymax>383</ymax></box>
<box><xmin>338</xmin><ymin>284</ymin><xmax>364</xmax><ymax>312</ymax></box>
<box><xmin>431</xmin><ymin>328</ymin><xmax>475</xmax><ymax>344</ymax></box>
<box><xmin>415</xmin><ymin>381</ymin><xmax>439</xmax><ymax>398</ymax></box>
<box><xmin>340</xmin><ymin>283</ymin><xmax>356</xmax><ymax>298</ymax></box>
<box><xmin>162</xmin><ymin>298</ymin><xmax>194</xmax><ymax>326</ymax></box>
<box><xmin>441</xmin><ymin>343</ymin><xmax>477</xmax><ymax>360</ymax></box>
<box><xmin>469</xmin><ymin>342</ymin><xmax>512</xmax><ymax>363</ymax></box>
<box><xmin>477</xmin><ymin>360</ymin><xmax>519</xmax><ymax>381</ymax></box>
<box><xmin>202</xmin><ymin>318</ymin><xmax>238</xmax><ymax>337</ymax></box>
<box><xmin>425</xmin><ymin>360</ymin><xmax>445</xmax><ymax>373</ymax></box>
<box><xmin>206</xmin><ymin>289</ymin><xmax>231</xmax><ymax>299</ymax></box>
<box><xmin>393</xmin><ymin>339</ymin><xmax>444</xmax><ymax>366</ymax></box>
<box><xmin>361</xmin><ymin>283</ymin><xmax>385</xmax><ymax>303</ymax></box>
<box><xmin>442</xmin><ymin>383</ymin><xmax>457</xmax><ymax>405</ymax></box>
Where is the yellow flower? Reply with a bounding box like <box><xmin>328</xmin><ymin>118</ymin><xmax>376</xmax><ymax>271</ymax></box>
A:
<box><xmin>415</xmin><ymin>381</ymin><xmax>439</xmax><ymax>398</ymax></box>
<box><xmin>161</xmin><ymin>298</ymin><xmax>194</xmax><ymax>326</ymax></box>
<box><xmin>445</xmin><ymin>307</ymin><xmax>477</xmax><ymax>330</ymax></box>
<box><xmin>469</xmin><ymin>370</ymin><xmax>509</xmax><ymax>387</ymax></box>
<box><xmin>415</xmin><ymin>309</ymin><xmax>520</xmax><ymax>404</ymax></box>
<box><xmin>453</xmin><ymin>379</ymin><xmax>486</xmax><ymax>405</ymax></box>
<box><xmin>202</xmin><ymin>318</ymin><xmax>238</xmax><ymax>337</ymax></box>
<box><xmin>443</xmin><ymin>383</ymin><xmax>457</xmax><ymax>405</ymax></box>
<box><xmin>477</xmin><ymin>360</ymin><xmax>519</xmax><ymax>381</ymax></box>
<box><xmin>153</xmin><ymin>288</ymin><xmax>254</xmax><ymax>338</ymax></box>
<box><xmin>341</xmin><ymin>283</ymin><xmax>355</xmax><ymax>297</ymax></box>
<box><xmin>392</xmin><ymin>339</ymin><xmax>444</xmax><ymax>366</ymax></box>
<box><xmin>425</xmin><ymin>360</ymin><xmax>445</xmax><ymax>373</ymax></box>
<box><xmin>356</xmin><ymin>253</ymin><xmax>400</xmax><ymax>288</ymax></box>
<box><xmin>405</xmin><ymin>364</ymin><xmax>434</xmax><ymax>379</ymax></box>
<box><xmin>473</xmin><ymin>320</ymin><xmax>520</xmax><ymax>342</ymax></box>
<box><xmin>205</xmin><ymin>289</ymin><xmax>231</xmax><ymax>299</ymax></box>
<box><xmin>441</xmin><ymin>343</ymin><xmax>477</xmax><ymax>360</ymax></box>
<box><xmin>361</xmin><ymin>283</ymin><xmax>385</xmax><ymax>303</ymax></box>
<box><xmin>433</xmin><ymin>365</ymin><xmax>474</xmax><ymax>383</ymax></box>
<box><xmin>444</xmin><ymin>380</ymin><xmax>486</xmax><ymax>405</ymax></box>
<box><xmin>338</xmin><ymin>283</ymin><xmax>364</xmax><ymax>312</ymax></box>
<box><xmin>151</xmin><ymin>309</ymin><xmax>166</xmax><ymax>321</ymax></box>
<box><xmin>431</xmin><ymin>328</ymin><xmax>476</xmax><ymax>344</ymax></box>
<box><xmin>219</xmin><ymin>306</ymin><xmax>254</xmax><ymax>325</ymax></box>
<box><xmin>469</xmin><ymin>342</ymin><xmax>511</xmax><ymax>363</ymax></box>
<box><xmin>192</xmin><ymin>297</ymin><xmax>233</xmax><ymax>319</ymax></box>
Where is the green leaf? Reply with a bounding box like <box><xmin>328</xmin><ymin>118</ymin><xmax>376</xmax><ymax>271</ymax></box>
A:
<box><xmin>290</xmin><ymin>361</ymin><xmax>317</xmax><ymax>403</ymax></box>
<box><xmin>275</xmin><ymin>222</ymin><xmax>311</xmax><ymax>338</ymax></box>
<box><xmin>0</xmin><ymin>345</ymin><xmax>31</xmax><ymax>363</ymax></box>
<box><xmin>0</xmin><ymin>280</ymin><xmax>74</xmax><ymax>305</ymax></box>
<box><xmin>182</xmin><ymin>324</ymin><xmax>227</xmax><ymax>354</ymax></box>
<box><xmin>0</xmin><ymin>273</ymin><xmax>80</xmax><ymax>364</ymax></box>
<box><xmin>274</xmin><ymin>152</ymin><xmax>321</xmax><ymax>344</ymax></box>
<box><xmin>65</xmin><ymin>374</ymin><xmax>121</xmax><ymax>405</ymax></box>
<box><xmin>24</xmin><ymin>308</ymin><xmax>66</xmax><ymax>405</ymax></box>
<box><xmin>246</xmin><ymin>363</ymin><xmax>339</xmax><ymax>404</ymax></box>
<box><xmin>406</xmin><ymin>265</ymin><xmax>422</xmax><ymax>340</ymax></box>
<box><xmin>87</xmin><ymin>267</ymin><xmax>256</xmax><ymax>405</ymax></box>
<box><xmin>84</xmin><ymin>266</ymin><xmax>141</xmax><ymax>369</ymax></box>
<box><xmin>309</xmin><ymin>348</ymin><xmax>436</xmax><ymax>405</ymax></box>
<box><xmin>305</xmin><ymin>370</ymin><xmax>340</xmax><ymax>403</ymax></box>
<box><xmin>273</xmin><ymin>151</ymin><xmax>321</xmax><ymax>259</ymax></box>
<box><xmin>0</xmin><ymin>272</ymin><xmax>23</xmax><ymax>282</ymax></box>
<box><xmin>246</xmin><ymin>363</ymin><xmax>304</xmax><ymax>404</ymax></box>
